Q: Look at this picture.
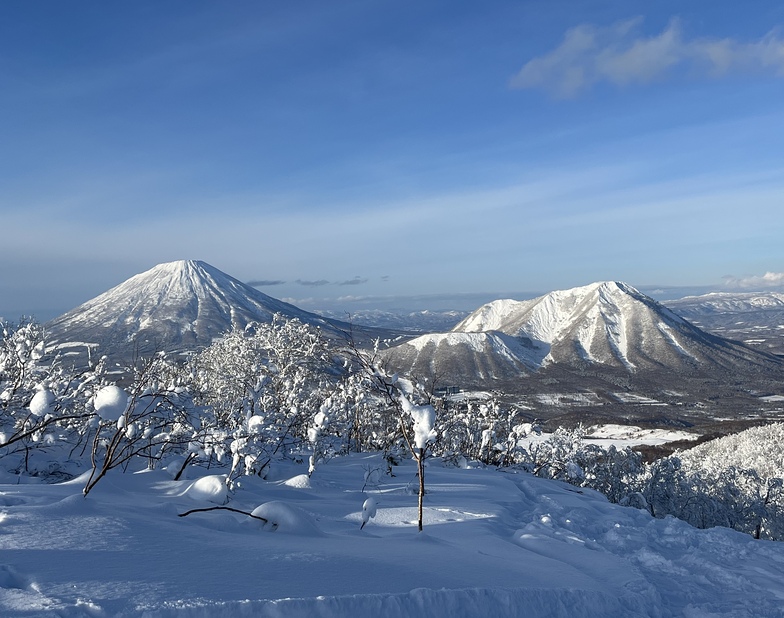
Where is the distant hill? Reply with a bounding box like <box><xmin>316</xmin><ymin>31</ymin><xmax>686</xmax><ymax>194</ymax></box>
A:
<box><xmin>314</xmin><ymin>308</ymin><xmax>470</xmax><ymax>333</ymax></box>
<box><xmin>665</xmin><ymin>291</ymin><xmax>784</xmax><ymax>356</ymax></box>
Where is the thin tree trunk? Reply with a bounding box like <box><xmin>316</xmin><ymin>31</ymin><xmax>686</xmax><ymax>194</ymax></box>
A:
<box><xmin>418</xmin><ymin>447</ymin><xmax>425</xmax><ymax>532</ymax></box>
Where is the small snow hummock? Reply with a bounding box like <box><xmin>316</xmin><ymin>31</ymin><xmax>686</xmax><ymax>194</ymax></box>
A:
<box><xmin>185</xmin><ymin>475</ymin><xmax>229</xmax><ymax>505</ymax></box>
<box><xmin>93</xmin><ymin>385</ymin><xmax>129</xmax><ymax>421</ymax></box>
<box><xmin>282</xmin><ymin>474</ymin><xmax>312</xmax><ymax>489</ymax></box>
<box><xmin>250</xmin><ymin>501</ymin><xmax>321</xmax><ymax>535</ymax></box>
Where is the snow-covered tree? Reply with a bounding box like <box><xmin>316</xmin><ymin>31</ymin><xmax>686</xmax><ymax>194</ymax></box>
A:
<box><xmin>343</xmin><ymin>339</ymin><xmax>437</xmax><ymax>531</ymax></box>
<box><xmin>188</xmin><ymin>315</ymin><xmax>340</xmax><ymax>485</ymax></box>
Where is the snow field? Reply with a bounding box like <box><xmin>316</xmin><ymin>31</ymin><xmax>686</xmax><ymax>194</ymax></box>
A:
<box><xmin>1</xmin><ymin>453</ymin><xmax>784</xmax><ymax>617</ymax></box>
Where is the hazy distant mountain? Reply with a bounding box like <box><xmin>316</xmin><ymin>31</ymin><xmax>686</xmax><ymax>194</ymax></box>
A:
<box><xmin>45</xmin><ymin>260</ymin><xmax>387</xmax><ymax>363</ymax></box>
<box><xmin>380</xmin><ymin>281</ymin><xmax>784</xmax><ymax>388</ymax></box>
<box><xmin>665</xmin><ymin>292</ymin><xmax>784</xmax><ymax>356</ymax></box>
<box><xmin>314</xmin><ymin>308</ymin><xmax>470</xmax><ymax>333</ymax></box>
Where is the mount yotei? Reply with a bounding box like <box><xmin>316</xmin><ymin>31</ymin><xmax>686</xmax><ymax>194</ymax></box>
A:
<box><xmin>45</xmin><ymin>260</ymin><xmax>387</xmax><ymax>364</ymax></box>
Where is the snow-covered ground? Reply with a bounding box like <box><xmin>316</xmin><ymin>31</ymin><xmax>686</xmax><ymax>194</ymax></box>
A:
<box><xmin>512</xmin><ymin>424</ymin><xmax>698</xmax><ymax>451</ymax></box>
<box><xmin>585</xmin><ymin>424</ymin><xmax>698</xmax><ymax>446</ymax></box>
<box><xmin>1</xmin><ymin>454</ymin><xmax>783</xmax><ymax>617</ymax></box>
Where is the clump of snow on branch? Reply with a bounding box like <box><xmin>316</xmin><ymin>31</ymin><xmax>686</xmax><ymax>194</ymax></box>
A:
<box><xmin>93</xmin><ymin>385</ymin><xmax>128</xmax><ymax>421</ymax></box>
<box><xmin>360</xmin><ymin>496</ymin><xmax>377</xmax><ymax>529</ymax></box>
<box><xmin>28</xmin><ymin>387</ymin><xmax>55</xmax><ymax>417</ymax></box>
<box><xmin>308</xmin><ymin>408</ymin><xmax>329</xmax><ymax>444</ymax></box>
<box><xmin>399</xmin><ymin>395</ymin><xmax>436</xmax><ymax>449</ymax></box>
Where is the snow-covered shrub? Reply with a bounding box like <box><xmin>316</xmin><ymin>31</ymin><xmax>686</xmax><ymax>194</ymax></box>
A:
<box><xmin>538</xmin><ymin>423</ymin><xmax>784</xmax><ymax>541</ymax></box>
<box><xmin>189</xmin><ymin>316</ymin><xmax>340</xmax><ymax>485</ymax></box>
<box><xmin>0</xmin><ymin>318</ymin><xmax>109</xmax><ymax>477</ymax></box>
<box><xmin>342</xmin><ymin>341</ymin><xmax>440</xmax><ymax>531</ymax></box>
<box><xmin>433</xmin><ymin>397</ymin><xmax>533</xmax><ymax>466</ymax></box>
<box><xmin>83</xmin><ymin>353</ymin><xmax>199</xmax><ymax>495</ymax></box>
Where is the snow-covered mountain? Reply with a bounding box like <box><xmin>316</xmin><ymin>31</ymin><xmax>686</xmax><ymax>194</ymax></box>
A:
<box><xmin>665</xmin><ymin>291</ymin><xmax>784</xmax><ymax>356</ymax></box>
<box><xmin>381</xmin><ymin>281</ymin><xmax>784</xmax><ymax>386</ymax></box>
<box><xmin>45</xmin><ymin>260</ymin><xmax>377</xmax><ymax>362</ymax></box>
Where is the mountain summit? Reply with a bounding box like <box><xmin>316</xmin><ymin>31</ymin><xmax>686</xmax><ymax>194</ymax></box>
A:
<box><xmin>45</xmin><ymin>260</ymin><xmax>350</xmax><ymax>362</ymax></box>
<box><xmin>380</xmin><ymin>281</ymin><xmax>784</xmax><ymax>386</ymax></box>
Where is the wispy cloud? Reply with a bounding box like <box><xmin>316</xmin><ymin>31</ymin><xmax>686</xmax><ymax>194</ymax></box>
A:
<box><xmin>338</xmin><ymin>277</ymin><xmax>368</xmax><ymax>286</ymax></box>
<box><xmin>247</xmin><ymin>279</ymin><xmax>286</xmax><ymax>287</ymax></box>
<box><xmin>511</xmin><ymin>17</ymin><xmax>784</xmax><ymax>98</ymax></box>
<box><xmin>723</xmin><ymin>272</ymin><xmax>784</xmax><ymax>289</ymax></box>
<box><xmin>291</xmin><ymin>277</ymin><xmax>371</xmax><ymax>287</ymax></box>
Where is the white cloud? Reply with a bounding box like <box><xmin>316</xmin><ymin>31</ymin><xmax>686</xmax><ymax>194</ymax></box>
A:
<box><xmin>511</xmin><ymin>18</ymin><xmax>784</xmax><ymax>97</ymax></box>
<box><xmin>723</xmin><ymin>272</ymin><xmax>784</xmax><ymax>289</ymax></box>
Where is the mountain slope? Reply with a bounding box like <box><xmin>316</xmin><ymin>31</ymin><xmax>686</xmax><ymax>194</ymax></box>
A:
<box><xmin>381</xmin><ymin>281</ymin><xmax>784</xmax><ymax>385</ymax></box>
<box><xmin>45</xmin><ymin>260</ymin><xmax>369</xmax><ymax>362</ymax></box>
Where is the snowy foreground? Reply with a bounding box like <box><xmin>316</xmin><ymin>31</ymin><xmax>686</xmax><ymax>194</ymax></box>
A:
<box><xmin>2</xmin><ymin>454</ymin><xmax>784</xmax><ymax>618</ymax></box>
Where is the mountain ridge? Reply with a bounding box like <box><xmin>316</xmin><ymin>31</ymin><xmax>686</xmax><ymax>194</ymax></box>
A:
<box><xmin>664</xmin><ymin>291</ymin><xmax>784</xmax><ymax>357</ymax></box>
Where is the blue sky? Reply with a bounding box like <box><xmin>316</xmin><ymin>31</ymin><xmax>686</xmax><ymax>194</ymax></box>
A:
<box><xmin>2</xmin><ymin>1</ymin><xmax>784</xmax><ymax>320</ymax></box>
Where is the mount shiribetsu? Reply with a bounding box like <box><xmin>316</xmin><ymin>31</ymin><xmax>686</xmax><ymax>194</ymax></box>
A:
<box><xmin>381</xmin><ymin>281</ymin><xmax>783</xmax><ymax>377</ymax></box>
<box><xmin>379</xmin><ymin>281</ymin><xmax>784</xmax><ymax>429</ymax></box>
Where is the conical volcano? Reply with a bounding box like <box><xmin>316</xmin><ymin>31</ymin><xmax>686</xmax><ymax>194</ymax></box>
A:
<box><xmin>45</xmin><ymin>260</ymin><xmax>350</xmax><ymax>361</ymax></box>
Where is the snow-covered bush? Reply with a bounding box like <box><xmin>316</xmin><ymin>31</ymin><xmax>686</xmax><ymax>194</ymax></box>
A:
<box><xmin>342</xmin><ymin>340</ymin><xmax>440</xmax><ymax>531</ymax></box>
<box><xmin>0</xmin><ymin>318</ymin><xmax>109</xmax><ymax>477</ymax></box>
<box><xmin>520</xmin><ymin>423</ymin><xmax>784</xmax><ymax>541</ymax></box>
<box><xmin>188</xmin><ymin>316</ymin><xmax>340</xmax><ymax>485</ymax></box>
<box><xmin>83</xmin><ymin>353</ymin><xmax>199</xmax><ymax>495</ymax></box>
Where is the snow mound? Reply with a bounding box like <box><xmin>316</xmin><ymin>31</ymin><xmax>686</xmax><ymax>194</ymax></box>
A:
<box><xmin>185</xmin><ymin>475</ymin><xmax>229</xmax><ymax>505</ymax></box>
<box><xmin>281</xmin><ymin>474</ymin><xmax>312</xmax><ymax>489</ymax></box>
<box><xmin>250</xmin><ymin>501</ymin><xmax>321</xmax><ymax>535</ymax></box>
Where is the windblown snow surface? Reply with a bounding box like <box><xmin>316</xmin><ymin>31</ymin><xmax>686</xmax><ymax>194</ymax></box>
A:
<box><xmin>1</xmin><ymin>454</ymin><xmax>783</xmax><ymax>617</ymax></box>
